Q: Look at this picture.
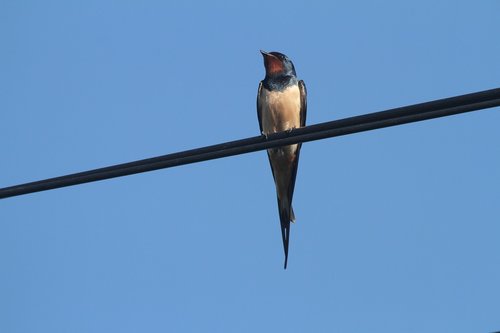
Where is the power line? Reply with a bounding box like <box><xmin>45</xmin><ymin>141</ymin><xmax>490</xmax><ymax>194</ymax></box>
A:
<box><xmin>1</xmin><ymin>87</ymin><xmax>500</xmax><ymax>200</ymax></box>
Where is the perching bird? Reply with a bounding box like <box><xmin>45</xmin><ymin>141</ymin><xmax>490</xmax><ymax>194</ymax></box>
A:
<box><xmin>257</xmin><ymin>50</ymin><xmax>307</xmax><ymax>269</ymax></box>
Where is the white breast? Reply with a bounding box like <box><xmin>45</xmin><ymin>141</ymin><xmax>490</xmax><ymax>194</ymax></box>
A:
<box><xmin>259</xmin><ymin>84</ymin><xmax>301</xmax><ymax>135</ymax></box>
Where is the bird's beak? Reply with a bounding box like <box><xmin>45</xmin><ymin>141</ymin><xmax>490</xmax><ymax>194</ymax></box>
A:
<box><xmin>260</xmin><ymin>50</ymin><xmax>275</xmax><ymax>58</ymax></box>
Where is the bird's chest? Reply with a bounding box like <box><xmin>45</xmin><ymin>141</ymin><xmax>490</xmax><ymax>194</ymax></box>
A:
<box><xmin>259</xmin><ymin>85</ymin><xmax>301</xmax><ymax>134</ymax></box>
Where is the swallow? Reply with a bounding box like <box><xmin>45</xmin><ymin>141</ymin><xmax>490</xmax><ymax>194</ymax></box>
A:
<box><xmin>257</xmin><ymin>50</ymin><xmax>307</xmax><ymax>269</ymax></box>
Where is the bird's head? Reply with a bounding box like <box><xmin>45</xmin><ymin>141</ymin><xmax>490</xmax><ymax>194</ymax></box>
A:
<box><xmin>260</xmin><ymin>50</ymin><xmax>296</xmax><ymax>78</ymax></box>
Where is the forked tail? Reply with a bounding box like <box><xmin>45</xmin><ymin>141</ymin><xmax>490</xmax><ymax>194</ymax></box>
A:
<box><xmin>279</xmin><ymin>202</ymin><xmax>294</xmax><ymax>269</ymax></box>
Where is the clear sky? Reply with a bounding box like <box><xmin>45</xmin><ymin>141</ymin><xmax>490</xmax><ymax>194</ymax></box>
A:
<box><xmin>1</xmin><ymin>1</ymin><xmax>500</xmax><ymax>332</ymax></box>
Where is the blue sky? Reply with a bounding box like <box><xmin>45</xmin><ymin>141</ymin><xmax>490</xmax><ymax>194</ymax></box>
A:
<box><xmin>1</xmin><ymin>1</ymin><xmax>500</xmax><ymax>332</ymax></box>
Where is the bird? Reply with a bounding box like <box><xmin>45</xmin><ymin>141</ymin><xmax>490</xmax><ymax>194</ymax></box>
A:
<box><xmin>257</xmin><ymin>50</ymin><xmax>307</xmax><ymax>269</ymax></box>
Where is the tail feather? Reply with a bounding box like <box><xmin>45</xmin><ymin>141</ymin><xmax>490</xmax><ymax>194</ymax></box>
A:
<box><xmin>279</xmin><ymin>201</ymin><xmax>292</xmax><ymax>269</ymax></box>
<box><xmin>280</xmin><ymin>220</ymin><xmax>290</xmax><ymax>269</ymax></box>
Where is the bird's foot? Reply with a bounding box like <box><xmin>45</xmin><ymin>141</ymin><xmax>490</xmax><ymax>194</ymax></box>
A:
<box><xmin>261</xmin><ymin>131</ymin><xmax>269</xmax><ymax>139</ymax></box>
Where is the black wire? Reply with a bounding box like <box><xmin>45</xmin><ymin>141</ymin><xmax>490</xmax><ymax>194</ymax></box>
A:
<box><xmin>1</xmin><ymin>87</ymin><xmax>500</xmax><ymax>199</ymax></box>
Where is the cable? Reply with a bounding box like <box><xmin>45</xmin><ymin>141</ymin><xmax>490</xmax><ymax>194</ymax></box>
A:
<box><xmin>1</xmin><ymin>87</ymin><xmax>500</xmax><ymax>199</ymax></box>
